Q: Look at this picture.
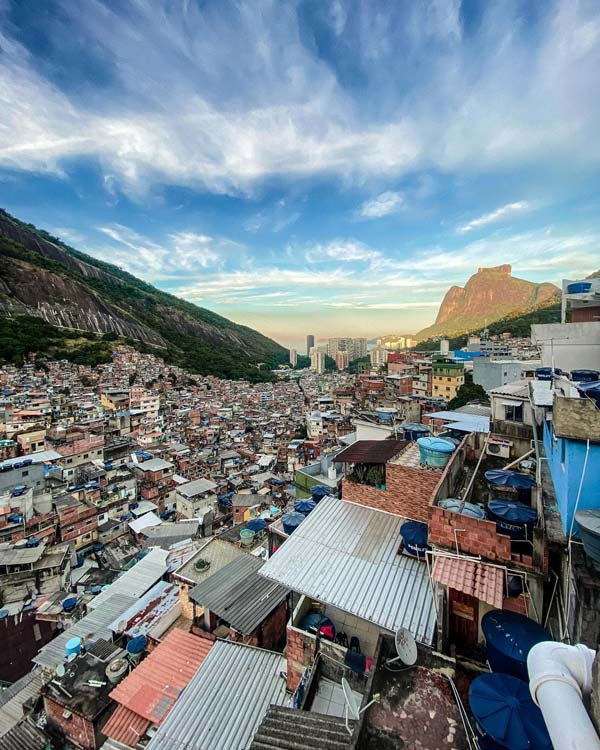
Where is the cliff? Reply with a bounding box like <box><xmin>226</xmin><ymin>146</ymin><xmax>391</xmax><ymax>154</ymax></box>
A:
<box><xmin>0</xmin><ymin>209</ymin><xmax>287</xmax><ymax>379</ymax></box>
<box><xmin>417</xmin><ymin>265</ymin><xmax>559</xmax><ymax>340</ymax></box>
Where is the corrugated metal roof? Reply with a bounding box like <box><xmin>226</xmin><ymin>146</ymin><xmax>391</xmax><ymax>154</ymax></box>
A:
<box><xmin>250</xmin><ymin>705</ymin><xmax>353</xmax><ymax>750</ymax></box>
<box><xmin>87</xmin><ymin>547</ymin><xmax>169</xmax><ymax>611</ymax></box>
<box><xmin>173</xmin><ymin>538</ymin><xmax>245</xmax><ymax>584</ymax></box>
<box><xmin>333</xmin><ymin>440</ymin><xmax>408</xmax><ymax>464</ymax></box>
<box><xmin>0</xmin><ymin>721</ymin><xmax>48</xmax><ymax>750</ymax></box>
<box><xmin>260</xmin><ymin>496</ymin><xmax>437</xmax><ymax>645</ymax></box>
<box><xmin>176</xmin><ymin>478</ymin><xmax>217</xmax><ymax>497</ymax></box>
<box><xmin>109</xmin><ymin>629</ymin><xmax>212</xmax><ymax>723</ymax></box>
<box><xmin>102</xmin><ymin>705</ymin><xmax>149</xmax><ymax>747</ymax></box>
<box><xmin>188</xmin><ymin>555</ymin><xmax>288</xmax><ymax>635</ymax></box>
<box><xmin>0</xmin><ymin>670</ymin><xmax>44</xmax><ymax>737</ymax></box>
<box><xmin>146</xmin><ymin>641</ymin><xmax>287</xmax><ymax>750</ymax></box>
<box><xmin>432</xmin><ymin>557</ymin><xmax>504</xmax><ymax>609</ymax></box>
<box><xmin>108</xmin><ymin>580</ymin><xmax>175</xmax><ymax>634</ymax></box>
<box><xmin>33</xmin><ymin>592</ymin><xmax>137</xmax><ymax>668</ymax></box>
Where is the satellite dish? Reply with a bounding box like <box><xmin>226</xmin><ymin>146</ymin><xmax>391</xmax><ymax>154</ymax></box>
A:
<box><xmin>341</xmin><ymin>677</ymin><xmax>361</xmax><ymax>721</ymax></box>
<box><xmin>394</xmin><ymin>627</ymin><xmax>418</xmax><ymax>666</ymax></box>
<box><xmin>56</xmin><ymin>664</ymin><xmax>66</xmax><ymax>677</ymax></box>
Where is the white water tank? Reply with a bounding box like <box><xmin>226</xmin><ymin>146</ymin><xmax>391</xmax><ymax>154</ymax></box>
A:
<box><xmin>106</xmin><ymin>657</ymin><xmax>129</xmax><ymax>684</ymax></box>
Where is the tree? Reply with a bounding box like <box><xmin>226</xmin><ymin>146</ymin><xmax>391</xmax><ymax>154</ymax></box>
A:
<box><xmin>447</xmin><ymin>374</ymin><xmax>489</xmax><ymax>410</ymax></box>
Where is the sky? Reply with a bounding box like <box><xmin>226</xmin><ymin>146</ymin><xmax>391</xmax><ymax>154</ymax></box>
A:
<box><xmin>1</xmin><ymin>0</ymin><xmax>600</xmax><ymax>351</ymax></box>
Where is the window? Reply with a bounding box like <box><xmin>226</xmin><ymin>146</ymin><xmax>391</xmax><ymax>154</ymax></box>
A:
<box><xmin>21</xmin><ymin>470</ymin><xmax>29</xmax><ymax>477</ymax></box>
<box><xmin>504</xmin><ymin>403</ymin><xmax>523</xmax><ymax>423</ymax></box>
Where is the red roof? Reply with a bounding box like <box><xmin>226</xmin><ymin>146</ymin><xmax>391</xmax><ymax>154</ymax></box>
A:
<box><xmin>110</xmin><ymin>629</ymin><xmax>212</xmax><ymax>724</ymax></box>
<box><xmin>102</xmin><ymin>705</ymin><xmax>149</xmax><ymax>746</ymax></box>
<box><xmin>432</xmin><ymin>556</ymin><xmax>504</xmax><ymax>609</ymax></box>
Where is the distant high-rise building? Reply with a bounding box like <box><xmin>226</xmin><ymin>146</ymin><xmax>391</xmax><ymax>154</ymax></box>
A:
<box><xmin>370</xmin><ymin>347</ymin><xmax>388</xmax><ymax>368</ymax></box>
<box><xmin>289</xmin><ymin>349</ymin><xmax>297</xmax><ymax>367</ymax></box>
<box><xmin>326</xmin><ymin>337</ymin><xmax>367</xmax><ymax>362</ymax></box>
<box><xmin>310</xmin><ymin>351</ymin><xmax>325</xmax><ymax>374</ymax></box>
<box><xmin>306</xmin><ymin>335</ymin><xmax>315</xmax><ymax>356</ymax></box>
<box><xmin>335</xmin><ymin>351</ymin><xmax>349</xmax><ymax>370</ymax></box>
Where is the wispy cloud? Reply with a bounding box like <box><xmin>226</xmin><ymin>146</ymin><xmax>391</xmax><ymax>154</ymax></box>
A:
<box><xmin>457</xmin><ymin>201</ymin><xmax>533</xmax><ymax>233</ymax></box>
<box><xmin>358</xmin><ymin>191</ymin><xmax>404</xmax><ymax>219</ymax></box>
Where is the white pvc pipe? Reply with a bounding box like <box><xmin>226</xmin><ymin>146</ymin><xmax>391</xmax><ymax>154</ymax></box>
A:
<box><xmin>528</xmin><ymin>641</ymin><xmax>600</xmax><ymax>750</ymax></box>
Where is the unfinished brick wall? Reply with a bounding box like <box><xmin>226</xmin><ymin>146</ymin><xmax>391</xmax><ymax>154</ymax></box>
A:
<box><xmin>229</xmin><ymin>600</ymin><xmax>287</xmax><ymax>650</ymax></box>
<box><xmin>286</xmin><ymin>624</ymin><xmax>317</xmax><ymax>692</ymax></box>
<box><xmin>341</xmin><ymin>462</ymin><xmax>441</xmax><ymax>521</ymax></box>
<box><xmin>45</xmin><ymin>696</ymin><xmax>99</xmax><ymax>750</ymax></box>
<box><xmin>429</xmin><ymin>506</ymin><xmax>512</xmax><ymax>561</ymax></box>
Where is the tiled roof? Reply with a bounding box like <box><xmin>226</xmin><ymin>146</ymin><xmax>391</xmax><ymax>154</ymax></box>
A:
<box><xmin>250</xmin><ymin>705</ymin><xmax>353</xmax><ymax>750</ymax></box>
<box><xmin>432</xmin><ymin>556</ymin><xmax>504</xmax><ymax>609</ymax></box>
<box><xmin>102</xmin><ymin>705</ymin><xmax>150</xmax><ymax>746</ymax></box>
<box><xmin>333</xmin><ymin>440</ymin><xmax>408</xmax><ymax>464</ymax></box>
<box><xmin>109</xmin><ymin>629</ymin><xmax>212</xmax><ymax>723</ymax></box>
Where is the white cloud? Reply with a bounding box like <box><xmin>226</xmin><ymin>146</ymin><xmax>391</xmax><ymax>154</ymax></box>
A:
<box><xmin>358</xmin><ymin>191</ymin><xmax>404</xmax><ymax>219</ymax></box>
<box><xmin>457</xmin><ymin>201</ymin><xmax>533</xmax><ymax>233</ymax></box>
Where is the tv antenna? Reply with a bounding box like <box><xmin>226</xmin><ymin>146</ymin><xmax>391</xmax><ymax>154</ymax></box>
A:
<box><xmin>385</xmin><ymin>627</ymin><xmax>418</xmax><ymax>669</ymax></box>
<box><xmin>341</xmin><ymin>678</ymin><xmax>380</xmax><ymax>735</ymax></box>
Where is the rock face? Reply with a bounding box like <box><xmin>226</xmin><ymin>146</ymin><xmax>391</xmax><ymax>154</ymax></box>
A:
<box><xmin>418</xmin><ymin>265</ymin><xmax>559</xmax><ymax>340</ymax></box>
<box><xmin>0</xmin><ymin>209</ymin><xmax>287</xmax><ymax>376</ymax></box>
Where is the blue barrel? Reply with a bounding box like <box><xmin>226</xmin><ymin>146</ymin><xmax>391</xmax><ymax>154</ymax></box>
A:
<box><xmin>577</xmin><ymin>381</ymin><xmax>600</xmax><ymax>408</ymax></box>
<box><xmin>439</xmin><ymin>498</ymin><xmax>486</xmax><ymax>519</ymax></box>
<box><xmin>66</xmin><ymin>637</ymin><xmax>82</xmax><ymax>658</ymax></box>
<box><xmin>246</xmin><ymin>518</ymin><xmax>267</xmax><ymax>533</ymax></box>
<box><xmin>294</xmin><ymin>500</ymin><xmax>316</xmax><ymax>517</ymax></box>
<box><xmin>400</xmin><ymin>520</ymin><xmax>430</xmax><ymax>559</ymax></box>
<box><xmin>567</xmin><ymin>281</ymin><xmax>592</xmax><ymax>294</ymax></box>
<box><xmin>25</xmin><ymin>537</ymin><xmax>40</xmax><ymax>548</ymax></box>
<box><xmin>469</xmin><ymin>673</ymin><xmax>552</xmax><ymax>750</ymax></box>
<box><xmin>282</xmin><ymin>512</ymin><xmax>305</xmax><ymax>535</ymax></box>
<box><xmin>487</xmin><ymin>500</ymin><xmax>537</xmax><ymax>540</ymax></box>
<box><xmin>127</xmin><ymin>635</ymin><xmax>148</xmax><ymax>656</ymax></box>
<box><xmin>571</xmin><ymin>369</ymin><xmax>600</xmax><ymax>383</ymax></box>
<box><xmin>482</xmin><ymin>610</ymin><xmax>551</xmax><ymax>680</ymax></box>
<box><xmin>417</xmin><ymin>437</ymin><xmax>455</xmax><ymax>467</ymax></box>
<box><xmin>535</xmin><ymin>367</ymin><xmax>553</xmax><ymax>381</ymax></box>
<box><xmin>62</xmin><ymin>597</ymin><xmax>78</xmax><ymax>613</ymax></box>
<box><xmin>310</xmin><ymin>485</ymin><xmax>332</xmax><ymax>503</ymax></box>
<box><xmin>401</xmin><ymin>423</ymin><xmax>430</xmax><ymax>441</ymax></box>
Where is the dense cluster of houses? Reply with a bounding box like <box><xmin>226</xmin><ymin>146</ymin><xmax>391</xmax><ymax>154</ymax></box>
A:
<box><xmin>0</xmin><ymin>279</ymin><xmax>600</xmax><ymax>750</ymax></box>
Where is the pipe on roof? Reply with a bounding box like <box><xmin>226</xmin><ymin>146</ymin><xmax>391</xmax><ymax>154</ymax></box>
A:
<box><xmin>528</xmin><ymin>641</ymin><xmax>600</xmax><ymax>750</ymax></box>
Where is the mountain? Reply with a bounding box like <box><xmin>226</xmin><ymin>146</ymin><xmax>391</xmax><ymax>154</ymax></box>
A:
<box><xmin>416</xmin><ymin>265</ymin><xmax>559</xmax><ymax>340</ymax></box>
<box><xmin>0</xmin><ymin>209</ymin><xmax>287</xmax><ymax>380</ymax></box>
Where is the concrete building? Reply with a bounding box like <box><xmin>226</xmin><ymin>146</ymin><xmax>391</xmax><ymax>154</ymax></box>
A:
<box><xmin>370</xmin><ymin>346</ymin><xmax>388</xmax><ymax>369</ymax></box>
<box><xmin>289</xmin><ymin>349</ymin><xmax>297</xmax><ymax>367</ymax></box>
<box><xmin>335</xmin><ymin>351</ymin><xmax>349</xmax><ymax>370</ymax></box>
<box><xmin>532</xmin><ymin>321</ymin><xmax>600</xmax><ymax>371</ymax></box>
<box><xmin>473</xmin><ymin>358</ymin><xmax>523</xmax><ymax>392</ymax></box>
<box><xmin>306</xmin><ymin>334</ymin><xmax>315</xmax><ymax>356</ymax></box>
<box><xmin>431</xmin><ymin>356</ymin><xmax>465</xmax><ymax>401</ymax></box>
<box><xmin>310</xmin><ymin>351</ymin><xmax>325</xmax><ymax>374</ymax></box>
<box><xmin>326</xmin><ymin>337</ymin><xmax>367</xmax><ymax>362</ymax></box>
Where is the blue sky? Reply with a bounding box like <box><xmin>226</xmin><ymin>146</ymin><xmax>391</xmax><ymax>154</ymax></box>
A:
<box><xmin>1</xmin><ymin>0</ymin><xmax>600</xmax><ymax>350</ymax></box>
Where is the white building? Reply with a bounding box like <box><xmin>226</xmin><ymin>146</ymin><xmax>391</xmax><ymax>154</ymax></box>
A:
<box><xmin>370</xmin><ymin>347</ymin><xmax>388</xmax><ymax>368</ymax></box>
<box><xmin>289</xmin><ymin>349</ymin><xmax>297</xmax><ymax>367</ymax></box>
<box><xmin>310</xmin><ymin>351</ymin><xmax>325</xmax><ymax>374</ymax></box>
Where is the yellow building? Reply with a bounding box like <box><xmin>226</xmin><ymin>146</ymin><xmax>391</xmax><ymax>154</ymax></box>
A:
<box><xmin>431</xmin><ymin>358</ymin><xmax>465</xmax><ymax>401</ymax></box>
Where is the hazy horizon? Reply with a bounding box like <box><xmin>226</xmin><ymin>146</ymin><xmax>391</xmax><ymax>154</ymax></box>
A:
<box><xmin>1</xmin><ymin>0</ymin><xmax>599</xmax><ymax>346</ymax></box>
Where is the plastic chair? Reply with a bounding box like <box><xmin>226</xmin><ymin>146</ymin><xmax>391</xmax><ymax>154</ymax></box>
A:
<box><xmin>349</xmin><ymin>636</ymin><xmax>361</xmax><ymax>654</ymax></box>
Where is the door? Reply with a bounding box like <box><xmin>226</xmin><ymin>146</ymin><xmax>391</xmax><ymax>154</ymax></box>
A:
<box><xmin>449</xmin><ymin>589</ymin><xmax>479</xmax><ymax>652</ymax></box>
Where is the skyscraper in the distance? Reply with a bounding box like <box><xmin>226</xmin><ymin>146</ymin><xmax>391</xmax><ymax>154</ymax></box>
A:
<box><xmin>289</xmin><ymin>349</ymin><xmax>297</xmax><ymax>367</ymax></box>
<box><xmin>306</xmin><ymin>335</ymin><xmax>315</xmax><ymax>356</ymax></box>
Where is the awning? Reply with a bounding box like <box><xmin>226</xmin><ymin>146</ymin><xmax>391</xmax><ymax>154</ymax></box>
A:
<box><xmin>432</xmin><ymin>557</ymin><xmax>504</xmax><ymax>609</ymax></box>
<box><xmin>502</xmin><ymin>399</ymin><xmax>523</xmax><ymax>407</ymax></box>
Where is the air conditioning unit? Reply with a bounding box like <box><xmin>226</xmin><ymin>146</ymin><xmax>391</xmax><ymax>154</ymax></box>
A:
<box><xmin>486</xmin><ymin>439</ymin><xmax>512</xmax><ymax>459</ymax></box>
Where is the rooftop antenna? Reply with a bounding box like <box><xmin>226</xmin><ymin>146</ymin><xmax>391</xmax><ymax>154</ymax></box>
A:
<box><xmin>385</xmin><ymin>627</ymin><xmax>418</xmax><ymax>669</ymax></box>
<box><xmin>341</xmin><ymin>677</ymin><xmax>380</xmax><ymax>735</ymax></box>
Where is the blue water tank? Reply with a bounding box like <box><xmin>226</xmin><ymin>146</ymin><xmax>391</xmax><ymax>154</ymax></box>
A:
<box><xmin>469</xmin><ymin>672</ymin><xmax>552</xmax><ymax>750</ymax></box>
<box><xmin>400</xmin><ymin>520</ymin><xmax>430</xmax><ymax>559</ymax></box>
<box><xmin>571</xmin><ymin>369</ymin><xmax>600</xmax><ymax>383</ymax></box>
<box><xmin>535</xmin><ymin>367</ymin><xmax>553</xmax><ymax>381</ymax></box>
<box><xmin>62</xmin><ymin>596</ymin><xmax>78</xmax><ymax>613</ymax></box>
<box><xmin>25</xmin><ymin>537</ymin><xmax>40</xmax><ymax>548</ymax></box>
<box><xmin>246</xmin><ymin>518</ymin><xmax>267</xmax><ymax>533</ymax></box>
<box><xmin>91</xmin><ymin>585</ymin><xmax>103</xmax><ymax>595</ymax></box>
<box><xmin>66</xmin><ymin>636</ymin><xmax>82</xmax><ymax>658</ymax></box>
<box><xmin>417</xmin><ymin>437</ymin><xmax>455</xmax><ymax>467</ymax></box>
<box><xmin>294</xmin><ymin>500</ymin><xmax>316</xmax><ymax>517</ymax></box>
<box><xmin>310</xmin><ymin>485</ymin><xmax>333</xmax><ymax>503</ymax></box>
<box><xmin>487</xmin><ymin>500</ymin><xmax>537</xmax><ymax>540</ymax></box>
<box><xmin>401</xmin><ymin>423</ymin><xmax>430</xmax><ymax>441</ymax></box>
<box><xmin>567</xmin><ymin>281</ymin><xmax>592</xmax><ymax>294</ymax></box>
<box><xmin>438</xmin><ymin>498</ymin><xmax>486</xmax><ymax>519</ymax></box>
<box><xmin>577</xmin><ymin>381</ymin><xmax>600</xmax><ymax>408</ymax></box>
<box><xmin>282</xmin><ymin>512</ymin><xmax>305</xmax><ymax>535</ymax></box>
<box><xmin>126</xmin><ymin>635</ymin><xmax>148</xmax><ymax>655</ymax></box>
<box><xmin>482</xmin><ymin>610</ymin><xmax>551</xmax><ymax>680</ymax></box>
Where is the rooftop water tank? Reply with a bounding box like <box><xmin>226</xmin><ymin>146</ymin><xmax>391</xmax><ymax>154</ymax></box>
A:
<box><xmin>438</xmin><ymin>498</ymin><xmax>486</xmax><ymax>520</ymax></box>
<box><xmin>469</xmin><ymin>672</ymin><xmax>552</xmax><ymax>750</ymax></box>
<box><xmin>239</xmin><ymin>529</ymin><xmax>256</xmax><ymax>546</ymax></box>
<box><xmin>567</xmin><ymin>281</ymin><xmax>592</xmax><ymax>294</ymax></box>
<box><xmin>575</xmin><ymin>509</ymin><xmax>600</xmax><ymax>572</ymax></box>
<box><xmin>482</xmin><ymin>610</ymin><xmax>551</xmax><ymax>680</ymax></box>
<box><xmin>571</xmin><ymin>369</ymin><xmax>600</xmax><ymax>383</ymax></box>
<box><xmin>577</xmin><ymin>381</ymin><xmax>600</xmax><ymax>408</ymax></box>
<box><xmin>401</xmin><ymin>423</ymin><xmax>430</xmax><ymax>441</ymax></box>
<box><xmin>25</xmin><ymin>537</ymin><xmax>40</xmax><ymax>548</ymax></box>
<box><xmin>126</xmin><ymin>635</ymin><xmax>147</xmax><ymax>663</ymax></box>
<box><xmin>282</xmin><ymin>512</ymin><xmax>305</xmax><ymax>535</ymax></box>
<box><xmin>417</xmin><ymin>437</ymin><xmax>455</xmax><ymax>468</ymax></box>
<box><xmin>484</xmin><ymin>471</ymin><xmax>536</xmax><ymax>490</ymax></box>
<box><xmin>487</xmin><ymin>499</ymin><xmax>537</xmax><ymax>540</ymax></box>
<box><xmin>106</xmin><ymin>657</ymin><xmax>129</xmax><ymax>684</ymax></box>
<box><xmin>310</xmin><ymin>485</ymin><xmax>332</xmax><ymax>503</ymax></box>
<box><xmin>294</xmin><ymin>500</ymin><xmax>316</xmax><ymax>517</ymax></box>
<box><xmin>246</xmin><ymin>518</ymin><xmax>267</xmax><ymax>533</ymax></box>
<box><xmin>400</xmin><ymin>520</ymin><xmax>430</xmax><ymax>560</ymax></box>
<box><xmin>62</xmin><ymin>596</ymin><xmax>78</xmax><ymax>613</ymax></box>
<box><xmin>535</xmin><ymin>367</ymin><xmax>553</xmax><ymax>381</ymax></box>
<box><xmin>65</xmin><ymin>637</ymin><xmax>82</xmax><ymax>658</ymax></box>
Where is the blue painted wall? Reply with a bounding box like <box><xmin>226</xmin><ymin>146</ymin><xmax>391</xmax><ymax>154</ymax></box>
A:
<box><xmin>544</xmin><ymin>421</ymin><xmax>600</xmax><ymax>534</ymax></box>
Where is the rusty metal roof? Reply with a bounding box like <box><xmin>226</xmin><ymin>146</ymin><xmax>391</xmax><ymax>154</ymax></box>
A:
<box><xmin>102</xmin><ymin>705</ymin><xmax>150</xmax><ymax>746</ymax></box>
<box><xmin>109</xmin><ymin>629</ymin><xmax>212</xmax><ymax>723</ymax></box>
<box><xmin>432</xmin><ymin>556</ymin><xmax>504</xmax><ymax>609</ymax></box>
<box><xmin>333</xmin><ymin>440</ymin><xmax>408</xmax><ymax>464</ymax></box>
